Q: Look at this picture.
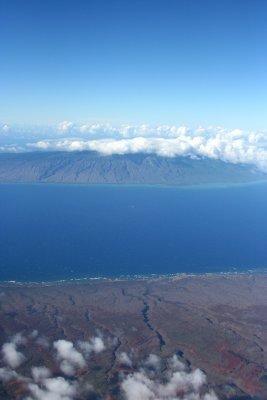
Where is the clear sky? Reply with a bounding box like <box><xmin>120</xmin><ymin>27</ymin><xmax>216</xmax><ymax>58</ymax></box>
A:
<box><xmin>1</xmin><ymin>0</ymin><xmax>267</xmax><ymax>129</ymax></box>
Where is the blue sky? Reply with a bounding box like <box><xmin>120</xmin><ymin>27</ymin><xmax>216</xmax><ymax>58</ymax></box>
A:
<box><xmin>1</xmin><ymin>0</ymin><xmax>267</xmax><ymax>129</ymax></box>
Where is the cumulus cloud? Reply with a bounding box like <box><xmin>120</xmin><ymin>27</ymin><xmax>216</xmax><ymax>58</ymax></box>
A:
<box><xmin>77</xmin><ymin>123</ymin><xmax>189</xmax><ymax>138</ymax></box>
<box><xmin>27</xmin><ymin>376</ymin><xmax>79</xmax><ymax>400</ymax></box>
<box><xmin>144</xmin><ymin>354</ymin><xmax>161</xmax><ymax>370</ymax></box>
<box><xmin>27</xmin><ymin>124</ymin><xmax>267</xmax><ymax>172</ymax></box>
<box><xmin>1</xmin><ymin>334</ymin><xmax>27</xmax><ymax>368</ymax></box>
<box><xmin>78</xmin><ymin>336</ymin><xmax>105</xmax><ymax>356</ymax></box>
<box><xmin>1</xmin><ymin>364</ymin><xmax>81</xmax><ymax>400</ymax></box>
<box><xmin>1</xmin><ymin>343</ymin><xmax>26</xmax><ymax>368</ymax></box>
<box><xmin>0</xmin><ymin>332</ymin><xmax>102</xmax><ymax>400</ymax></box>
<box><xmin>29</xmin><ymin>330</ymin><xmax>39</xmax><ymax>339</ymax></box>
<box><xmin>12</xmin><ymin>333</ymin><xmax>27</xmax><ymax>345</ymax></box>
<box><xmin>36</xmin><ymin>336</ymin><xmax>50</xmax><ymax>348</ymax></box>
<box><xmin>118</xmin><ymin>352</ymin><xmax>133</xmax><ymax>367</ymax></box>
<box><xmin>79</xmin><ymin>122</ymin><xmax>117</xmax><ymax>136</ymax></box>
<box><xmin>26</xmin><ymin>374</ymin><xmax>94</xmax><ymax>400</ymax></box>
<box><xmin>31</xmin><ymin>366</ymin><xmax>51</xmax><ymax>381</ymax></box>
<box><xmin>0</xmin><ymin>367</ymin><xmax>20</xmax><ymax>383</ymax></box>
<box><xmin>119</xmin><ymin>353</ymin><xmax>218</xmax><ymax>400</ymax></box>
<box><xmin>0</xmin><ymin>331</ymin><xmax>219</xmax><ymax>400</ymax></box>
<box><xmin>1</xmin><ymin>124</ymin><xmax>9</xmax><ymax>135</ymax></box>
<box><xmin>2</xmin><ymin>121</ymin><xmax>267</xmax><ymax>172</ymax></box>
<box><xmin>53</xmin><ymin>340</ymin><xmax>86</xmax><ymax>376</ymax></box>
<box><xmin>57</xmin><ymin>121</ymin><xmax>75</xmax><ymax>133</ymax></box>
<box><xmin>121</xmin><ymin>368</ymin><xmax>218</xmax><ymax>400</ymax></box>
<box><xmin>168</xmin><ymin>355</ymin><xmax>186</xmax><ymax>372</ymax></box>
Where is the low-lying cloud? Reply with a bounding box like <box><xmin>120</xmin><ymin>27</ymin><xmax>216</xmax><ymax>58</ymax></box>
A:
<box><xmin>78</xmin><ymin>336</ymin><xmax>105</xmax><ymax>356</ymax></box>
<box><xmin>53</xmin><ymin>340</ymin><xmax>86</xmax><ymax>376</ymax></box>
<box><xmin>0</xmin><ymin>367</ymin><xmax>20</xmax><ymax>383</ymax></box>
<box><xmin>0</xmin><ymin>331</ymin><xmax>219</xmax><ymax>400</ymax></box>
<box><xmin>121</xmin><ymin>354</ymin><xmax>218</xmax><ymax>400</ymax></box>
<box><xmin>52</xmin><ymin>336</ymin><xmax>106</xmax><ymax>376</ymax></box>
<box><xmin>1</xmin><ymin>334</ymin><xmax>27</xmax><ymax>368</ymax></box>
<box><xmin>118</xmin><ymin>352</ymin><xmax>133</xmax><ymax>367</ymax></box>
<box><xmin>25</xmin><ymin>123</ymin><xmax>267</xmax><ymax>172</ymax></box>
<box><xmin>121</xmin><ymin>369</ymin><xmax>218</xmax><ymax>400</ymax></box>
<box><xmin>1</xmin><ymin>121</ymin><xmax>267</xmax><ymax>171</ymax></box>
<box><xmin>0</xmin><ymin>331</ymin><xmax>106</xmax><ymax>399</ymax></box>
<box><xmin>1</xmin><ymin>124</ymin><xmax>9</xmax><ymax>135</ymax></box>
<box><xmin>27</xmin><ymin>376</ymin><xmax>79</xmax><ymax>400</ymax></box>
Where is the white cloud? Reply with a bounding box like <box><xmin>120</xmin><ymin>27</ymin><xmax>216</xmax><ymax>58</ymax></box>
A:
<box><xmin>27</xmin><ymin>124</ymin><xmax>267</xmax><ymax>172</ymax></box>
<box><xmin>118</xmin><ymin>352</ymin><xmax>133</xmax><ymax>367</ymax></box>
<box><xmin>57</xmin><ymin>121</ymin><xmax>75</xmax><ymax>133</ymax></box>
<box><xmin>168</xmin><ymin>355</ymin><xmax>186</xmax><ymax>372</ymax></box>
<box><xmin>1</xmin><ymin>124</ymin><xmax>9</xmax><ymax>135</ymax></box>
<box><xmin>29</xmin><ymin>330</ymin><xmax>39</xmax><ymax>339</ymax></box>
<box><xmin>79</xmin><ymin>123</ymin><xmax>117</xmax><ymax>136</ymax></box>
<box><xmin>53</xmin><ymin>340</ymin><xmax>86</xmax><ymax>376</ymax></box>
<box><xmin>121</xmin><ymin>368</ymin><xmax>218</xmax><ymax>400</ymax></box>
<box><xmin>1</xmin><ymin>336</ymin><xmax>26</xmax><ymax>368</ymax></box>
<box><xmin>120</xmin><ymin>353</ymin><xmax>218</xmax><ymax>400</ymax></box>
<box><xmin>0</xmin><ymin>333</ymin><xmax>100</xmax><ymax>400</ymax></box>
<box><xmin>31</xmin><ymin>366</ymin><xmax>51</xmax><ymax>381</ymax></box>
<box><xmin>12</xmin><ymin>333</ymin><xmax>27</xmax><ymax>345</ymax></box>
<box><xmin>2</xmin><ymin>121</ymin><xmax>267</xmax><ymax>172</ymax></box>
<box><xmin>0</xmin><ymin>144</ymin><xmax>24</xmax><ymax>153</ymax></box>
<box><xmin>27</xmin><ymin>376</ymin><xmax>78</xmax><ymax>400</ymax></box>
<box><xmin>0</xmin><ymin>367</ymin><xmax>20</xmax><ymax>383</ymax></box>
<box><xmin>144</xmin><ymin>354</ymin><xmax>161</xmax><ymax>370</ymax></box>
<box><xmin>0</xmin><ymin>331</ymin><xmax>219</xmax><ymax>400</ymax></box>
<box><xmin>26</xmin><ymin>374</ymin><xmax>94</xmax><ymax>400</ymax></box>
<box><xmin>78</xmin><ymin>336</ymin><xmax>105</xmax><ymax>356</ymax></box>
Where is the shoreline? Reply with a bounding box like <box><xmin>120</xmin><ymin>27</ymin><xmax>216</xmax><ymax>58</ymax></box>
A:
<box><xmin>1</xmin><ymin>268</ymin><xmax>267</xmax><ymax>287</ymax></box>
<box><xmin>1</xmin><ymin>179</ymin><xmax>267</xmax><ymax>190</ymax></box>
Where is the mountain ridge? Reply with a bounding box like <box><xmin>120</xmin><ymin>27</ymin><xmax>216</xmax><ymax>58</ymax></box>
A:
<box><xmin>0</xmin><ymin>151</ymin><xmax>266</xmax><ymax>185</ymax></box>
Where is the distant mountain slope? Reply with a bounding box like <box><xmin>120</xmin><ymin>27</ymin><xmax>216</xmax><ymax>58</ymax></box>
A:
<box><xmin>0</xmin><ymin>151</ymin><xmax>266</xmax><ymax>185</ymax></box>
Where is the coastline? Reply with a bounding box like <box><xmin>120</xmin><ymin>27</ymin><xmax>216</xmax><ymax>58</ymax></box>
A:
<box><xmin>1</xmin><ymin>268</ymin><xmax>267</xmax><ymax>287</ymax></box>
<box><xmin>1</xmin><ymin>178</ymin><xmax>267</xmax><ymax>190</ymax></box>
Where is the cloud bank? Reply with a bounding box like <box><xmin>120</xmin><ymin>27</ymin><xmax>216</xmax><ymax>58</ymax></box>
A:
<box><xmin>1</xmin><ymin>121</ymin><xmax>267</xmax><ymax>171</ymax></box>
<box><xmin>25</xmin><ymin>123</ymin><xmax>267</xmax><ymax>172</ymax></box>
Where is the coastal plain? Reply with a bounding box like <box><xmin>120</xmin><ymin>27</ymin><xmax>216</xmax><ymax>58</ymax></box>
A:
<box><xmin>1</xmin><ymin>274</ymin><xmax>267</xmax><ymax>399</ymax></box>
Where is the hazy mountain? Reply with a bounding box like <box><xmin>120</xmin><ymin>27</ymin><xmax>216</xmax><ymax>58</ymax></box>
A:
<box><xmin>0</xmin><ymin>151</ymin><xmax>266</xmax><ymax>185</ymax></box>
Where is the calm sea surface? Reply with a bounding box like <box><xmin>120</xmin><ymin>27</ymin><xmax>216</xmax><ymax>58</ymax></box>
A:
<box><xmin>0</xmin><ymin>183</ymin><xmax>267</xmax><ymax>282</ymax></box>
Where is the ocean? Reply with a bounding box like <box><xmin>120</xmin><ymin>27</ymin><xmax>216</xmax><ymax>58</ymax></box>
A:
<box><xmin>0</xmin><ymin>183</ymin><xmax>267</xmax><ymax>282</ymax></box>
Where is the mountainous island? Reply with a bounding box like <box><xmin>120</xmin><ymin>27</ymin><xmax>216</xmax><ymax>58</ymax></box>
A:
<box><xmin>0</xmin><ymin>151</ymin><xmax>266</xmax><ymax>185</ymax></box>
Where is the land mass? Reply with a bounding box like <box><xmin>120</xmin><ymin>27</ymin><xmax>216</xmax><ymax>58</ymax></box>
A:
<box><xmin>0</xmin><ymin>152</ymin><xmax>266</xmax><ymax>185</ymax></box>
<box><xmin>1</xmin><ymin>274</ymin><xmax>267</xmax><ymax>399</ymax></box>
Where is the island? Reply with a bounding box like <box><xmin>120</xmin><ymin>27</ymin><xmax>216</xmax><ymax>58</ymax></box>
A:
<box><xmin>0</xmin><ymin>152</ymin><xmax>266</xmax><ymax>186</ymax></box>
<box><xmin>1</xmin><ymin>274</ymin><xmax>267</xmax><ymax>399</ymax></box>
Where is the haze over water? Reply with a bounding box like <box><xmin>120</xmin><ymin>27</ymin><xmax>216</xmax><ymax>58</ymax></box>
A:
<box><xmin>0</xmin><ymin>183</ymin><xmax>267</xmax><ymax>282</ymax></box>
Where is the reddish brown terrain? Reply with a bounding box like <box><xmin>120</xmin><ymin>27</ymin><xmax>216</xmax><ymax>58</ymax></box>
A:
<box><xmin>1</xmin><ymin>274</ymin><xmax>267</xmax><ymax>399</ymax></box>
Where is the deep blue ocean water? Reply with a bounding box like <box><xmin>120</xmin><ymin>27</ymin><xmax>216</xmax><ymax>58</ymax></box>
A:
<box><xmin>0</xmin><ymin>183</ymin><xmax>267</xmax><ymax>282</ymax></box>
